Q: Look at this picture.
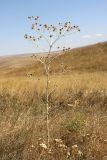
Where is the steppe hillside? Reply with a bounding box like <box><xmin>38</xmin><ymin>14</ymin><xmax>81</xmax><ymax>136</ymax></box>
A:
<box><xmin>0</xmin><ymin>42</ymin><xmax>107</xmax><ymax>160</ymax></box>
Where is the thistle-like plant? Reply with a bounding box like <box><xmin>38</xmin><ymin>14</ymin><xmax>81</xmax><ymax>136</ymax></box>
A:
<box><xmin>24</xmin><ymin>16</ymin><xmax>80</xmax><ymax>148</ymax></box>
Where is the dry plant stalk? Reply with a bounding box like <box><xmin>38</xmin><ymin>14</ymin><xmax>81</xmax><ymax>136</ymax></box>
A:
<box><xmin>24</xmin><ymin>16</ymin><xmax>80</xmax><ymax>148</ymax></box>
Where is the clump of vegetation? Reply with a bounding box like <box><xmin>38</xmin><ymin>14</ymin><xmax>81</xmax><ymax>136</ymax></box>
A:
<box><xmin>65</xmin><ymin>113</ymin><xmax>85</xmax><ymax>132</ymax></box>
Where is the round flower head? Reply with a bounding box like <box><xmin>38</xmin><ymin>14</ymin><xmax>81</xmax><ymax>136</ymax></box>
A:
<box><xmin>49</xmin><ymin>35</ymin><xmax>53</xmax><ymax>38</ymax></box>
<box><xmin>24</xmin><ymin>34</ymin><xmax>28</xmax><ymax>39</ymax></box>
<box><xmin>44</xmin><ymin>24</ymin><xmax>48</xmax><ymax>28</ymax></box>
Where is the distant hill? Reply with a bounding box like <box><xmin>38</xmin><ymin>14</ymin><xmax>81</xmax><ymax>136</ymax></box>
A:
<box><xmin>0</xmin><ymin>41</ymin><xmax>107</xmax><ymax>76</ymax></box>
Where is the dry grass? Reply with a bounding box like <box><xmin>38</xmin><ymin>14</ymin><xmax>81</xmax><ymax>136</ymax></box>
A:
<box><xmin>0</xmin><ymin>72</ymin><xmax>107</xmax><ymax>159</ymax></box>
<box><xmin>0</xmin><ymin>42</ymin><xmax>107</xmax><ymax>159</ymax></box>
<box><xmin>0</xmin><ymin>72</ymin><xmax>107</xmax><ymax>94</ymax></box>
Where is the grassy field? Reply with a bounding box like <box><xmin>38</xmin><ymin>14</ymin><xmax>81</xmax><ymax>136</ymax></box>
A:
<box><xmin>0</xmin><ymin>42</ymin><xmax>107</xmax><ymax>159</ymax></box>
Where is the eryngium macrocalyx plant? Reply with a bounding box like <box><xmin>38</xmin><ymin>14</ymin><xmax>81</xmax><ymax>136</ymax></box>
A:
<box><xmin>24</xmin><ymin>16</ymin><xmax>80</xmax><ymax>148</ymax></box>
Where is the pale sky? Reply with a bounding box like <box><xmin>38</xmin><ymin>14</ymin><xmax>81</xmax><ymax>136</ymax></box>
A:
<box><xmin>0</xmin><ymin>0</ymin><xmax>107</xmax><ymax>55</ymax></box>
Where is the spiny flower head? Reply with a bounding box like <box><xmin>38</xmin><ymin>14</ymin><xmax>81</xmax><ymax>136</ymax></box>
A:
<box><xmin>24</xmin><ymin>34</ymin><xmax>28</xmax><ymax>39</ymax></box>
<box><xmin>44</xmin><ymin>24</ymin><xmax>48</xmax><ymax>28</ymax></box>
<box><xmin>28</xmin><ymin>16</ymin><xmax>39</xmax><ymax>20</ymax></box>
<box><xmin>49</xmin><ymin>34</ymin><xmax>53</xmax><ymax>38</ymax></box>
<box><xmin>24</xmin><ymin>34</ymin><xmax>37</xmax><ymax>42</ymax></box>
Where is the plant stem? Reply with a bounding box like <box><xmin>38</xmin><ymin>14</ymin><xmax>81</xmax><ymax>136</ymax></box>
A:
<box><xmin>46</xmin><ymin>67</ymin><xmax>49</xmax><ymax>148</ymax></box>
<box><xmin>46</xmin><ymin>46</ymin><xmax>52</xmax><ymax>148</ymax></box>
